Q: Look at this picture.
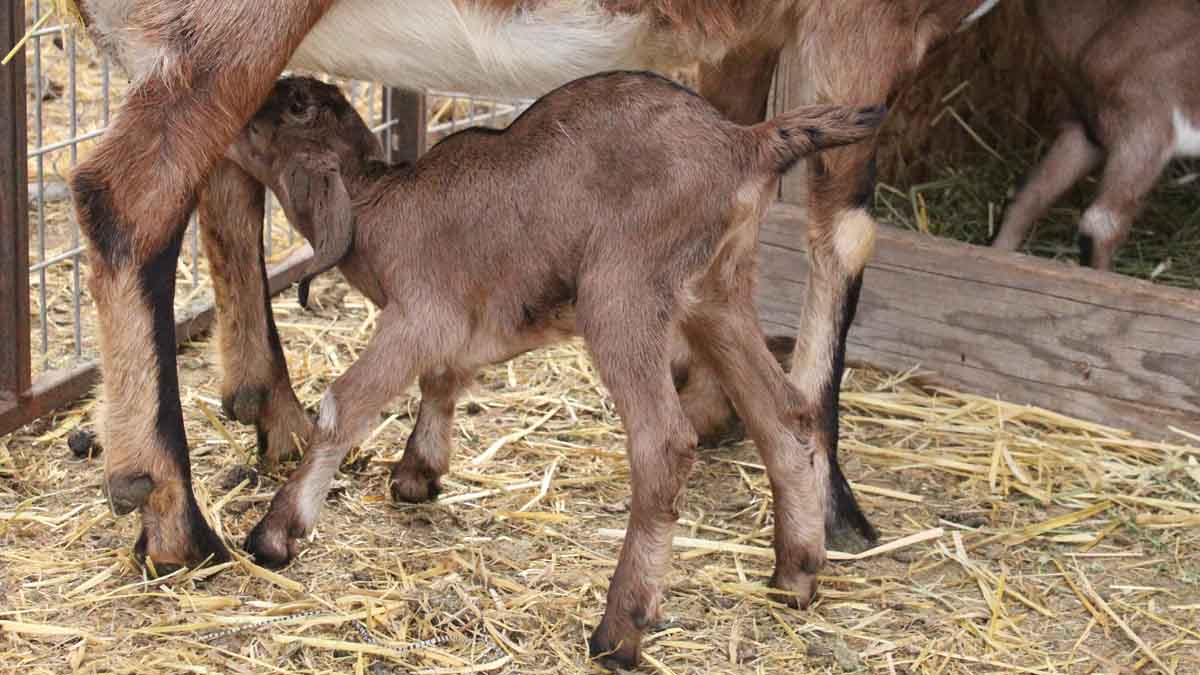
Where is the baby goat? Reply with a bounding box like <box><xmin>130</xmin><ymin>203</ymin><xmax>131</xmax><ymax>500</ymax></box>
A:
<box><xmin>991</xmin><ymin>0</ymin><xmax>1200</xmax><ymax>270</ymax></box>
<box><xmin>231</xmin><ymin>74</ymin><xmax>881</xmax><ymax>669</ymax></box>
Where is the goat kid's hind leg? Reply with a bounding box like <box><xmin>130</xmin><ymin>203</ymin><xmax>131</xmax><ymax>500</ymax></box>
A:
<box><xmin>992</xmin><ymin>120</ymin><xmax>1102</xmax><ymax>252</ymax></box>
<box><xmin>199</xmin><ymin>161</ymin><xmax>312</xmax><ymax>468</ymax></box>
<box><xmin>1078</xmin><ymin>123</ymin><xmax>1171</xmax><ymax>270</ymax></box>
<box><xmin>70</xmin><ymin>5</ymin><xmax>333</xmax><ymax>569</ymax></box>
<box><xmin>246</xmin><ymin>310</ymin><xmax>432</xmax><ymax>567</ymax></box>
<box><xmin>686</xmin><ymin>302</ymin><xmax>826</xmax><ymax>608</ymax></box>
<box><xmin>389</xmin><ymin>368</ymin><xmax>472</xmax><ymax>503</ymax></box>
<box><xmin>582</xmin><ymin>301</ymin><xmax>698</xmax><ymax>670</ymax></box>
<box><xmin>652</xmin><ymin>40</ymin><xmax>785</xmax><ymax>445</ymax></box>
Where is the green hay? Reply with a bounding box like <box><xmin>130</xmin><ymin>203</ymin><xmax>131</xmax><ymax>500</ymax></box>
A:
<box><xmin>878</xmin><ymin>137</ymin><xmax>1200</xmax><ymax>290</ymax></box>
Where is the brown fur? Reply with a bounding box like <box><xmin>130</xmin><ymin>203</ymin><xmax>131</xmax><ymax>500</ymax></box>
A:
<box><xmin>991</xmin><ymin>0</ymin><xmax>1200</xmax><ymax>269</ymax></box>
<box><xmin>197</xmin><ymin>161</ymin><xmax>312</xmax><ymax>467</ymax></box>
<box><xmin>73</xmin><ymin>0</ymin><xmax>992</xmax><ymax>578</ymax></box>
<box><xmin>234</xmin><ymin>75</ymin><xmax>881</xmax><ymax>669</ymax></box>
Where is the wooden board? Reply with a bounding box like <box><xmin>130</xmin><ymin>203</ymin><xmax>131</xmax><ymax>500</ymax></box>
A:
<box><xmin>756</xmin><ymin>202</ymin><xmax>1200</xmax><ymax>439</ymax></box>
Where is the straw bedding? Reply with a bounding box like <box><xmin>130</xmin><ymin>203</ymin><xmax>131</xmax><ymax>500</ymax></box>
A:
<box><xmin>3</xmin><ymin>274</ymin><xmax>1198</xmax><ymax>673</ymax></box>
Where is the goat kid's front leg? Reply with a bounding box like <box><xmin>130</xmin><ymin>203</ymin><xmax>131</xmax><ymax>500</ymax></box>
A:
<box><xmin>389</xmin><ymin>368</ymin><xmax>472</xmax><ymax>503</ymax></box>
<box><xmin>245</xmin><ymin>311</ymin><xmax>427</xmax><ymax>567</ymax></box>
<box><xmin>70</xmin><ymin>6</ymin><xmax>333</xmax><ymax>568</ymax></box>
<box><xmin>199</xmin><ymin>161</ymin><xmax>312</xmax><ymax>468</ymax></box>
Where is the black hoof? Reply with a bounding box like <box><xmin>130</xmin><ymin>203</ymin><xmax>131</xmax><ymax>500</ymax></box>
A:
<box><xmin>243</xmin><ymin>520</ymin><xmax>294</xmax><ymax>569</ymax></box>
<box><xmin>588</xmin><ymin>632</ymin><xmax>639</xmax><ymax>672</ymax></box>
<box><xmin>132</xmin><ymin>498</ymin><xmax>230</xmax><ymax>574</ymax></box>
<box><xmin>222</xmin><ymin>386</ymin><xmax>268</xmax><ymax>425</ymax></box>
<box><xmin>389</xmin><ymin>468</ymin><xmax>442</xmax><ymax>504</ymax></box>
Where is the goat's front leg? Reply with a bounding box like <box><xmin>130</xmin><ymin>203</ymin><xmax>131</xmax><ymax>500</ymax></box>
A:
<box><xmin>389</xmin><ymin>368</ymin><xmax>472</xmax><ymax>503</ymax></box>
<box><xmin>245</xmin><ymin>311</ymin><xmax>432</xmax><ymax>567</ymax></box>
<box><xmin>199</xmin><ymin>161</ymin><xmax>312</xmax><ymax>468</ymax></box>
<box><xmin>992</xmin><ymin>120</ymin><xmax>1103</xmax><ymax>252</ymax></box>
<box><xmin>69</xmin><ymin>2</ymin><xmax>336</xmax><ymax>572</ymax></box>
<box><xmin>581</xmin><ymin>299</ymin><xmax>697</xmax><ymax>670</ymax></box>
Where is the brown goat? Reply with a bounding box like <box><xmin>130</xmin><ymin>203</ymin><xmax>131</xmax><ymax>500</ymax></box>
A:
<box><xmin>991</xmin><ymin>0</ymin><xmax>1200</xmax><ymax>269</ymax></box>
<box><xmin>70</xmin><ymin>0</ymin><xmax>999</xmax><ymax>570</ymax></box>
<box><xmin>230</xmin><ymin>74</ymin><xmax>882</xmax><ymax>668</ymax></box>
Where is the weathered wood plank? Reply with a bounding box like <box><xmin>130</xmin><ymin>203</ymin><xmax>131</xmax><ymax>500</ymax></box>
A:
<box><xmin>757</xmin><ymin>202</ymin><xmax>1200</xmax><ymax>439</ymax></box>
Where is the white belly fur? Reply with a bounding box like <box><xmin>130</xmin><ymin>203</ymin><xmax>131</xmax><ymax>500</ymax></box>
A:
<box><xmin>290</xmin><ymin>0</ymin><xmax>658</xmax><ymax>97</ymax></box>
<box><xmin>1173</xmin><ymin>108</ymin><xmax>1200</xmax><ymax>157</ymax></box>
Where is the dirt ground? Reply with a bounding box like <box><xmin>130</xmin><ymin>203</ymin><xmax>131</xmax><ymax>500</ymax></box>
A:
<box><xmin>3</xmin><ymin>271</ymin><xmax>1199</xmax><ymax>674</ymax></box>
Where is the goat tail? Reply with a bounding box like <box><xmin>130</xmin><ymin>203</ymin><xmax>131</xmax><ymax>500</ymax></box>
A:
<box><xmin>754</xmin><ymin>104</ymin><xmax>886</xmax><ymax>173</ymax></box>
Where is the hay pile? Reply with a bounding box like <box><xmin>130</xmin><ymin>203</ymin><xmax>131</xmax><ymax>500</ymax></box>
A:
<box><xmin>3</xmin><ymin>274</ymin><xmax>1198</xmax><ymax>673</ymax></box>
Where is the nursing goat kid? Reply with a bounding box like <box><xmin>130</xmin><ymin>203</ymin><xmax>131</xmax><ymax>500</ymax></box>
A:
<box><xmin>70</xmin><ymin>0</ymin><xmax>1004</xmax><ymax>571</ymax></box>
<box><xmin>229</xmin><ymin>74</ymin><xmax>882</xmax><ymax>669</ymax></box>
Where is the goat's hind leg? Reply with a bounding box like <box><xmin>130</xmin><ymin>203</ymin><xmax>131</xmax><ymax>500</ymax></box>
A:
<box><xmin>582</xmin><ymin>298</ymin><xmax>698</xmax><ymax>669</ymax></box>
<box><xmin>685</xmin><ymin>301</ymin><xmax>826</xmax><ymax>608</ymax></box>
<box><xmin>199</xmin><ymin>160</ymin><xmax>312</xmax><ymax>468</ymax></box>
<box><xmin>992</xmin><ymin>120</ymin><xmax>1102</xmax><ymax>252</ymax></box>
<box><xmin>389</xmin><ymin>368</ymin><xmax>472</xmax><ymax>503</ymax></box>
<box><xmin>1078</xmin><ymin>117</ymin><xmax>1172</xmax><ymax>270</ymax></box>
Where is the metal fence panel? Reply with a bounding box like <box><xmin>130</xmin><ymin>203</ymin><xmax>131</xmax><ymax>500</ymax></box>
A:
<box><xmin>1</xmin><ymin>7</ymin><xmax>534</xmax><ymax>434</ymax></box>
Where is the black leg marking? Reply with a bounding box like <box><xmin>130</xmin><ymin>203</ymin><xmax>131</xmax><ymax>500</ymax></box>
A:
<box><xmin>139</xmin><ymin>228</ymin><xmax>192</xmax><ymax>475</ymax></box>
<box><xmin>851</xmin><ymin>156</ymin><xmax>878</xmax><ymax>210</ymax></box>
<box><xmin>1078</xmin><ymin>233</ymin><xmax>1095</xmax><ymax>267</ymax></box>
<box><xmin>71</xmin><ymin>169</ymin><xmax>131</xmax><ymax>266</ymax></box>
<box><xmin>822</xmin><ymin>272</ymin><xmax>878</xmax><ymax>547</ymax></box>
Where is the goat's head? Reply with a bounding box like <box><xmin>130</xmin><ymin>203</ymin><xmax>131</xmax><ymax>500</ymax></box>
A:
<box><xmin>229</xmin><ymin>76</ymin><xmax>383</xmax><ymax>288</ymax></box>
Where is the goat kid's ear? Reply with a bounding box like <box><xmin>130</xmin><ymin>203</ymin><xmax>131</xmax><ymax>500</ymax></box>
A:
<box><xmin>276</xmin><ymin>151</ymin><xmax>355</xmax><ymax>286</ymax></box>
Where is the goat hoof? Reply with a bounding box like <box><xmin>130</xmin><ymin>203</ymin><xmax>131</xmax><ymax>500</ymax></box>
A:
<box><xmin>106</xmin><ymin>473</ymin><xmax>154</xmax><ymax>517</ymax></box>
<box><xmin>768</xmin><ymin>569</ymin><xmax>818</xmax><ymax>610</ymax></box>
<box><xmin>825</xmin><ymin>520</ymin><xmax>875</xmax><ymax>555</ymax></box>
<box><xmin>244</xmin><ymin>519</ymin><xmax>296</xmax><ymax>569</ymax></box>
<box><xmin>133</xmin><ymin>496</ymin><xmax>230</xmax><ymax>573</ymax></box>
<box><xmin>389</xmin><ymin>468</ymin><xmax>442</xmax><ymax>504</ymax></box>
<box><xmin>588</xmin><ymin>625</ymin><xmax>641</xmax><ymax>671</ymax></box>
<box><xmin>222</xmin><ymin>386</ymin><xmax>268</xmax><ymax>425</ymax></box>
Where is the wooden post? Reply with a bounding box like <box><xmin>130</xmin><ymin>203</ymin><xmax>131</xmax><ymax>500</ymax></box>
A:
<box><xmin>0</xmin><ymin>0</ymin><xmax>31</xmax><ymax>408</ymax></box>
<box><xmin>769</xmin><ymin>44</ymin><xmax>809</xmax><ymax>205</ymax></box>
<box><xmin>383</xmin><ymin>87</ymin><xmax>426</xmax><ymax>164</ymax></box>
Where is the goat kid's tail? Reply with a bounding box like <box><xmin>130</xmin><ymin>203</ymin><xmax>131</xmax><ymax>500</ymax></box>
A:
<box><xmin>755</xmin><ymin>104</ymin><xmax>885</xmax><ymax>173</ymax></box>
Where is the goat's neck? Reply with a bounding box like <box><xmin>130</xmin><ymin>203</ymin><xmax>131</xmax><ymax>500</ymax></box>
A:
<box><xmin>340</xmin><ymin>158</ymin><xmax>395</xmax><ymax>200</ymax></box>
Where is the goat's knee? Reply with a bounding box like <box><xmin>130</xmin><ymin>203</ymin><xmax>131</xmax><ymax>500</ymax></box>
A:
<box><xmin>1078</xmin><ymin>205</ymin><xmax>1128</xmax><ymax>270</ymax></box>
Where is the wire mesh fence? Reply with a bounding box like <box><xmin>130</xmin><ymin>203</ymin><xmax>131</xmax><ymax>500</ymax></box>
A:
<box><xmin>1</xmin><ymin>2</ymin><xmax>534</xmax><ymax>433</ymax></box>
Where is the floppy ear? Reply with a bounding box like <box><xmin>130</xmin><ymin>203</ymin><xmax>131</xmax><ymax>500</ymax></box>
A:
<box><xmin>274</xmin><ymin>150</ymin><xmax>355</xmax><ymax>295</ymax></box>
